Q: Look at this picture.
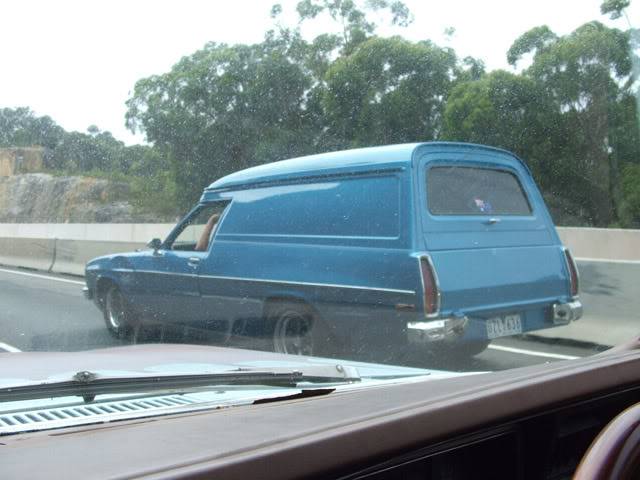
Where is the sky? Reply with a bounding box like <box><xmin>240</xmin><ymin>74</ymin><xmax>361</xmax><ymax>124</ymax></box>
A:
<box><xmin>0</xmin><ymin>0</ymin><xmax>636</xmax><ymax>145</ymax></box>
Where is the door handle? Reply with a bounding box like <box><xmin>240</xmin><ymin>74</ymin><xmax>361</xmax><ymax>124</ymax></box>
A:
<box><xmin>188</xmin><ymin>257</ymin><xmax>201</xmax><ymax>267</ymax></box>
<box><xmin>484</xmin><ymin>218</ymin><xmax>500</xmax><ymax>225</ymax></box>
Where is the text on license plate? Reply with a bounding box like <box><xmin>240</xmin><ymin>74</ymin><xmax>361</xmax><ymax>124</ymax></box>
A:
<box><xmin>486</xmin><ymin>314</ymin><xmax>523</xmax><ymax>339</ymax></box>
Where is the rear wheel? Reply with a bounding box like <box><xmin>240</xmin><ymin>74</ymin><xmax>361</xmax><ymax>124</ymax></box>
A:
<box><xmin>401</xmin><ymin>340</ymin><xmax>490</xmax><ymax>368</ymax></box>
<box><xmin>267</xmin><ymin>301</ymin><xmax>332</xmax><ymax>357</ymax></box>
<box><xmin>103</xmin><ymin>285</ymin><xmax>138</xmax><ymax>339</ymax></box>
<box><xmin>441</xmin><ymin>340</ymin><xmax>490</xmax><ymax>358</ymax></box>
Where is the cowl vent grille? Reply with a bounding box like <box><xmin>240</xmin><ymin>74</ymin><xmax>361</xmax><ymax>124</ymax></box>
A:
<box><xmin>0</xmin><ymin>394</ymin><xmax>200</xmax><ymax>435</ymax></box>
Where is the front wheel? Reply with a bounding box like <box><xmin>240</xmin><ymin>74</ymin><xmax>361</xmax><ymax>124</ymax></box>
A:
<box><xmin>103</xmin><ymin>285</ymin><xmax>137</xmax><ymax>339</ymax></box>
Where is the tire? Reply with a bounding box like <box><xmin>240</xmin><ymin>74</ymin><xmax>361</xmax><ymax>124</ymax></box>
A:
<box><xmin>442</xmin><ymin>340</ymin><xmax>490</xmax><ymax>358</ymax></box>
<box><xmin>103</xmin><ymin>285</ymin><xmax>137</xmax><ymax>339</ymax></box>
<box><xmin>401</xmin><ymin>340</ymin><xmax>490</xmax><ymax>368</ymax></box>
<box><xmin>267</xmin><ymin>301</ymin><xmax>331</xmax><ymax>357</ymax></box>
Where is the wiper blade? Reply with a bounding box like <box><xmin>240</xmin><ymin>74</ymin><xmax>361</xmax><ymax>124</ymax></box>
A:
<box><xmin>0</xmin><ymin>365</ymin><xmax>360</xmax><ymax>403</ymax></box>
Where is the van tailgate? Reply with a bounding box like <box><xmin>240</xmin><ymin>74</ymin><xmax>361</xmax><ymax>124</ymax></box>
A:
<box><xmin>429</xmin><ymin>245</ymin><xmax>568</xmax><ymax>313</ymax></box>
<box><xmin>420</xmin><ymin>158</ymin><xmax>569</xmax><ymax>314</ymax></box>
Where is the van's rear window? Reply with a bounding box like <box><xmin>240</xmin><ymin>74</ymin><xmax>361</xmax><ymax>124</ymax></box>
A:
<box><xmin>427</xmin><ymin>166</ymin><xmax>532</xmax><ymax>216</ymax></box>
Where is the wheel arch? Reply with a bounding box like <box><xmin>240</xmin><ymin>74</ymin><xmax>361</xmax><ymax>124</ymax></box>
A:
<box><xmin>95</xmin><ymin>275</ymin><xmax>120</xmax><ymax>308</ymax></box>
<box><xmin>262</xmin><ymin>294</ymin><xmax>321</xmax><ymax>324</ymax></box>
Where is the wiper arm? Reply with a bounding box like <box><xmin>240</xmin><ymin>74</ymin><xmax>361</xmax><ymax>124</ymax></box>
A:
<box><xmin>0</xmin><ymin>365</ymin><xmax>360</xmax><ymax>403</ymax></box>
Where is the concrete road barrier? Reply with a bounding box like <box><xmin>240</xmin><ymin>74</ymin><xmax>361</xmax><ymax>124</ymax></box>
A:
<box><xmin>558</xmin><ymin>227</ymin><xmax>640</xmax><ymax>261</ymax></box>
<box><xmin>0</xmin><ymin>223</ymin><xmax>174</xmax><ymax>243</ymax></box>
<box><xmin>0</xmin><ymin>223</ymin><xmax>174</xmax><ymax>276</ymax></box>
<box><xmin>52</xmin><ymin>240</ymin><xmax>145</xmax><ymax>276</ymax></box>
<box><xmin>0</xmin><ymin>237</ymin><xmax>55</xmax><ymax>271</ymax></box>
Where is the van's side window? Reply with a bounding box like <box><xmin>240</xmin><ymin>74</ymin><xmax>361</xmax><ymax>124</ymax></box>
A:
<box><xmin>219</xmin><ymin>175</ymin><xmax>400</xmax><ymax>237</ymax></box>
<box><xmin>427</xmin><ymin>166</ymin><xmax>532</xmax><ymax>216</ymax></box>
<box><xmin>169</xmin><ymin>202</ymin><xmax>230</xmax><ymax>251</ymax></box>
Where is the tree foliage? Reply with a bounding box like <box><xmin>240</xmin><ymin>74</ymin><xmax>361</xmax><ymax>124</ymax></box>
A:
<box><xmin>323</xmin><ymin>36</ymin><xmax>459</xmax><ymax>146</ymax></box>
<box><xmin>0</xmin><ymin>107</ymin><xmax>64</xmax><ymax>150</ymax></box>
<box><xmin>601</xmin><ymin>0</ymin><xmax>631</xmax><ymax>20</ymax></box>
<box><xmin>126</xmin><ymin>1</ymin><xmax>423</xmax><ymax>207</ymax></box>
<box><xmin>446</xmin><ymin>19</ymin><xmax>638</xmax><ymax>226</ymax></box>
<box><xmin>515</xmin><ymin>22</ymin><xmax>634</xmax><ymax>225</ymax></box>
<box><xmin>123</xmin><ymin>1</ymin><xmax>640</xmax><ymax>223</ymax></box>
<box><xmin>1</xmin><ymin>0</ymin><xmax>638</xmax><ymax>226</ymax></box>
<box><xmin>0</xmin><ymin>108</ymin><xmax>165</xmax><ymax>176</ymax></box>
<box><xmin>125</xmin><ymin>39</ymin><xmax>317</xmax><ymax>207</ymax></box>
<box><xmin>296</xmin><ymin>0</ymin><xmax>412</xmax><ymax>54</ymax></box>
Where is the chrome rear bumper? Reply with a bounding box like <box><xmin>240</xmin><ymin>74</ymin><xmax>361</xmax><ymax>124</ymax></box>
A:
<box><xmin>407</xmin><ymin>299</ymin><xmax>583</xmax><ymax>345</ymax></box>
<box><xmin>552</xmin><ymin>300</ymin><xmax>583</xmax><ymax>324</ymax></box>
<box><xmin>407</xmin><ymin>316</ymin><xmax>468</xmax><ymax>344</ymax></box>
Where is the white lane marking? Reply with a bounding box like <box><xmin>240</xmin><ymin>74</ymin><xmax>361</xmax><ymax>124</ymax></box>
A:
<box><xmin>0</xmin><ymin>267</ymin><xmax>85</xmax><ymax>286</ymax></box>
<box><xmin>576</xmin><ymin>257</ymin><xmax>640</xmax><ymax>265</ymax></box>
<box><xmin>0</xmin><ymin>342</ymin><xmax>21</xmax><ymax>353</ymax></box>
<box><xmin>488</xmin><ymin>344</ymin><xmax>579</xmax><ymax>360</ymax></box>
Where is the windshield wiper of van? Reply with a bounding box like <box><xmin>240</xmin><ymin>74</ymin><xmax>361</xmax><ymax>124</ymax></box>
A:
<box><xmin>0</xmin><ymin>365</ymin><xmax>361</xmax><ymax>403</ymax></box>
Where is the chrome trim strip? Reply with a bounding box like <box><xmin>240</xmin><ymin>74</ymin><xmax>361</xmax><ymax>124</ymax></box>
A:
<box><xmin>198</xmin><ymin>274</ymin><xmax>415</xmax><ymax>295</ymax></box>
<box><xmin>217</xmin><ymin>233</ymin><xmax>400</xmax><ymax>241</ymax></box>
<box><xmin>204</xmin><ymin>167</ymin><xmax>406</xmax><ymax>193</ymax></box>
<box><xmin>125</xmin><ymin>269</ymin><xmax>198</xmax><ymax>278</ymax></box>
<box><xmin>407</xmin><ymin>320</ymin><xmax>446</xmax><ymax>331</ymax></box>
<box><xmin>117</xmin><ymin>269</ymin><xmax>414</xmax><ymax>295</ymax></box>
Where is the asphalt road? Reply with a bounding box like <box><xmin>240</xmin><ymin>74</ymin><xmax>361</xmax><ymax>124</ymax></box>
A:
<box><xmin>0</xmin><ymin>261</ymin><xmax>637</xmax><ymax>372</ymax></box>
<box><xmin>533</xmin><ymin>260</ymin><xmax>640</xmax><ymax>345</ymax></box>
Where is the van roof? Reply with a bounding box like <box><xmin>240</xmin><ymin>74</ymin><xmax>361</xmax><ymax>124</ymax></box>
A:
<box><xmin>205</xmin><ymin>142</ymin><xmax>518</xmax><ymax>191</ymax></box>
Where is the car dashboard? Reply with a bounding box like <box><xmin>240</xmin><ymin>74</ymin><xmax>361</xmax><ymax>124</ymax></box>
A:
<box><xmin>3</xmin><ymin>344</ymin><xmax>640</xmax><ymax>480</ymax></box>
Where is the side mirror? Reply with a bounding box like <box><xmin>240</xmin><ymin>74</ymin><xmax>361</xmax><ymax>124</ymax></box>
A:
<box><xmin>147</xmin><ymin>238</ymin><xmax>162</xmax><ymax>253</ymax></box>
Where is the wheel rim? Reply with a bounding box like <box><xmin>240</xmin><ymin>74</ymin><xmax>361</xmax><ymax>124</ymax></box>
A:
<box><xmin>105</xmin><ymin>289</ymin><xmax>125</xmax><ymax>330</ymax></box>
<box><xmin>273</xmin><ymin>310</ymin><xmax>313</xmax><ymax>356</ymax></box>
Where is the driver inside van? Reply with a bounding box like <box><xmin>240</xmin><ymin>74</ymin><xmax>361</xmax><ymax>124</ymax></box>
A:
<box><xmin>195</xmin><ymin>213</ymin><xmax>220</xmax><ymax>252</ymax></box>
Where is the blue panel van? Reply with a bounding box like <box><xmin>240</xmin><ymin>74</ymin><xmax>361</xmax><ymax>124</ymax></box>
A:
<box><xmin>84</xmin><ymin>142</ymin><xmax>582</xmax><ymax>359</ymax></box>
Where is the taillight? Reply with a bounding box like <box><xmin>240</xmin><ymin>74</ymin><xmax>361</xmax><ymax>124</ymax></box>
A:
<box><xmin>419</xmin><ymin>255</ymin><xmax>440</xmax><ymax>317</ymax></box>
<box><xmin>563</xmin><ymin>248</ymin><xmax>580</xmax><ymax>298</ymax></box>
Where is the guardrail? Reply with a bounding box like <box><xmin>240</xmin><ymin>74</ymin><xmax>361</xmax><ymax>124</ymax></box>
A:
<box><xmin>0</xmin><ymin>224</ymin><xmax>638</xmax><ymax>276</ymax></box>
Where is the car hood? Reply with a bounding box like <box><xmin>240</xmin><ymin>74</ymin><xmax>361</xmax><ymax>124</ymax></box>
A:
<box><xmin>0</xmin><ymin>344</ymin><xmax>479</xmax><ymax>435</ymax></box>
<box><xmin>0</xmin><ymin>343</ymin><xmax>465</xmax><ymax>387</ymax></box>
<box><xmin>85</xmin><ymin>250</ymin><xmax>145</xmax><ymax>268</ymax></box>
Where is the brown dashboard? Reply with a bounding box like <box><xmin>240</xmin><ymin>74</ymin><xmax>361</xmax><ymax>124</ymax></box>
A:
<box><xmin>4</xmin><ymin>345</ymin><xmax>640</xmax><ymax>479</ymax></box>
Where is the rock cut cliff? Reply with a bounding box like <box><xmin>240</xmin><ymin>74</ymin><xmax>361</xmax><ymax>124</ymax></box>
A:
<box><xmin>0</xmin><ymin>173</ymin><xmax>136</xmax><ymax>223</ymax></box>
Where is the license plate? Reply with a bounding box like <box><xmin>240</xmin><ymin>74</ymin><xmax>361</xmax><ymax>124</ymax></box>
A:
<box><xmin>486</xmin><ymin>314</ymin><xmax>523</xmax><ymax>339</ymax></box>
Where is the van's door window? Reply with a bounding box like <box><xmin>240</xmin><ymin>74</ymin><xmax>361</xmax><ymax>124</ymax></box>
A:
<box><xmin>427</xmin><ymin>166</ymin><xmax>532</xmax><ymax>216</ymax></box>
<box><xmin>171</xmin><ymin>202</ymin><xmax>229</xmax><ymax>251</ymax></box>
